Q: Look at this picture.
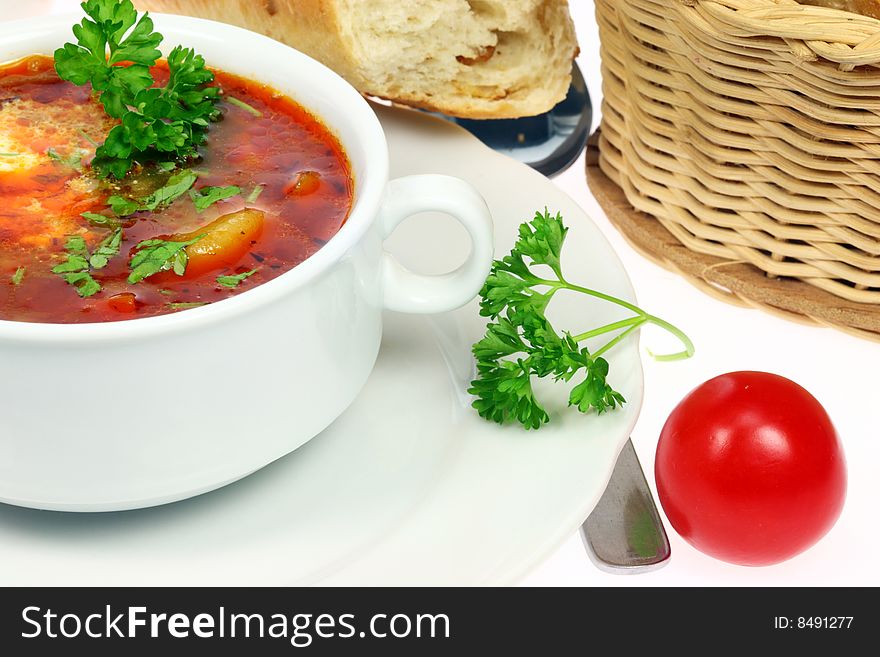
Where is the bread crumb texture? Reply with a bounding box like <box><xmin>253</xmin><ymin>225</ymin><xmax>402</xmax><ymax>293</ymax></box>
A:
<box><xmin>136</xmin><ymin>0</ymin><xmax>578</xmax><ymax>118</ymax></box>
<box><xmin>340</xmin><ymin>0</ymin><xmax>578</xmax><ymax>117</ymax></box>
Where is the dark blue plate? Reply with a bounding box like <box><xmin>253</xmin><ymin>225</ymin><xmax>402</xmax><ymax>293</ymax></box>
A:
<box><xmin>435</xmin><ymin>63</ymin><xmax>591</xmax><ymax>178</ymax></box>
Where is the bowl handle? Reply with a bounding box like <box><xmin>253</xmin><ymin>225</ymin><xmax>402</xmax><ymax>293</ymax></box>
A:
<box><xmin>379</xmin><ymin>174</ymin><xmax>494</xmax><ymax>313</ymax></box>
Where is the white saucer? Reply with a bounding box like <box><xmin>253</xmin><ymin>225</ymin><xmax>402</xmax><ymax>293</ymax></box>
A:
<box><xmin>0</xmin><ymin>106</ymin><xmax>643</xmax><ymax>586</ymax></box>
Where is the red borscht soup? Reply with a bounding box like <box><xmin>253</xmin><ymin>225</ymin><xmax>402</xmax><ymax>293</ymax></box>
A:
<box><xmin>0</xmin><ymin>55</ymin><xmax>353</xmax><ymax>324</ymax></box>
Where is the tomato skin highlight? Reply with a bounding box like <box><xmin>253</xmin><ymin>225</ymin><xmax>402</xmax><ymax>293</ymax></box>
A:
<box><xmin>655</xmin><ymin>371</ymin><xmax>846</xmax><ymax>566</ymax></box>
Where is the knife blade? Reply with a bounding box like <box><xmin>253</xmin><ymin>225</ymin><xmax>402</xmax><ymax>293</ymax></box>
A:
<box><xmin>581</xmin><ymin>438</ymin><xmax>671</xmax><ymax>573</ymax></box>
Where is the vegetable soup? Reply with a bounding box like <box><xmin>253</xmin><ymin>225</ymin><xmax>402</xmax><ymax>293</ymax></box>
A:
<box><xmin>0</xmin><ymin>54</ymin><xmax>353</xmax><ymax>323</ymax></box>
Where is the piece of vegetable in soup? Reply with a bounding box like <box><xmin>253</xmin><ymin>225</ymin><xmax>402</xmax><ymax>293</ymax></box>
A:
<box><xmin>0</xmin><ymin>55</ymin><xmax>353</xmax><ymax>324</ymax></box>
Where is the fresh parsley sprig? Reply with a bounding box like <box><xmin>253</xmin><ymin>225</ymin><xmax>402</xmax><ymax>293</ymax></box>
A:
<box><xmin>54</xmin><ymin>0</ymin><xmax>220</xmax><ymax>178</ymax></box>
<box><xmin>469</xmin><ymin>210</ymin><xmax>694</xmax><ymax>430</ymax></box>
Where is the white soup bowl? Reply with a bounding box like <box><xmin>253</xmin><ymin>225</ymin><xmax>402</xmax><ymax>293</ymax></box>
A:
<box><xmin>0</xmin><ymin>13</ymin><xmax>494</xmax><ymax>511</ymax></box>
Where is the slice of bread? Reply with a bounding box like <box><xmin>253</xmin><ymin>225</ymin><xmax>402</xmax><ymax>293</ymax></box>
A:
<box><xmin>136</xmin><ymin>0</ymin><xmax>579</xmax><ymax>118</ymax></box>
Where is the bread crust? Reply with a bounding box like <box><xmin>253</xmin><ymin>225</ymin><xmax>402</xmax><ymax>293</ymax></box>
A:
<box><xmin>140</xmin><ymin>1</ymin><xmax>365</xmax><ymax>83</ymax></box>
<box><xmin>136</xmin><ymin>0</ymin><xmax>577</xmax><ymax>118</ymax></box>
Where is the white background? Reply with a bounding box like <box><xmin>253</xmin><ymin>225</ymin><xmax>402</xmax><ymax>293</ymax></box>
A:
<box><xmin>6</xmin><ymin>0</ymin><xmax>879</xmax><ymax>586</ymax></box>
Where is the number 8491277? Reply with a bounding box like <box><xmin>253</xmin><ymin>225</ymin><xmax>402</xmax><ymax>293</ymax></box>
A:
<box><xmin>774</xmin><ymin>617</ymin><xmax>854</xmax><ymax>630</ymax></box>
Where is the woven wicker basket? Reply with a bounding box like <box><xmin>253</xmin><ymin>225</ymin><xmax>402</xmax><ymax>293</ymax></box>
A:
<box><xmin>591</xmin><ymin>0</ymin><xmax>880</xmax><ymax>339</ymax></box>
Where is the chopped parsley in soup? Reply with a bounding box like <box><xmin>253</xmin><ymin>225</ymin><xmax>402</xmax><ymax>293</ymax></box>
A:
<box><xmin>0</xmin><ymin>1</ymin><xmax>353</xmax><ymax>324</ymax></box>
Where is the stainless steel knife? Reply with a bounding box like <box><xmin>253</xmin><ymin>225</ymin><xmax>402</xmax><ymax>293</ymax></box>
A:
<box><xmin>581</xmin><ymin>438</ymin><xmax>671</xmax><ymax>573</ymax></box>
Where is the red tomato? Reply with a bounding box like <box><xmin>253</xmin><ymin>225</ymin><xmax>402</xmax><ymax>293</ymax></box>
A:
<box><xmin>655</xmin><ymin>371</ymin><xmax>846</xmax><ymax>566</ymax></box>
<box><xmin>107</xmin><ymin>292</ymin><xmax>138</xmax><ymax>314</ymax></box>
<box><xmin>284</xmin><ymin>170</ymin><xmax>321</xmax><ymax>197</ymax></box>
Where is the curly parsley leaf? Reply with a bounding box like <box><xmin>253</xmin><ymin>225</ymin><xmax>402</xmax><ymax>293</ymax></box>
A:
<box><xmin>568</xmin><ymin>356</ymin><xmax>626</xmax><ymax>415</ymax></box>
<box><xmin>165</xmin><ymin>46</ymin><xmax>221</xmax><ymax>120</ymax></box>
<box><xmin>54</xmin><ymin>0</ymin><xmax>160</xmax><ymax>114</ymax></box>
<box><xmin>469</xmin><ymin>210</ymin><xmax>694</xmax><ymax>430</ymax></box>
<box><xmin>54</xmin><ymin>0</ymin><xmax>220</xmax><ymax>178</ymax></box>
<box><xmin>190</xmin><ymin>185</ymin><xmax>241</xmax><ymax>212</ymax></box>
<box><xmin>513</xmin><ymin>209</ymin><xmax>567</xmax><ymax>276</ymax></box>
<box><xmin>108</xmin><ymin>169</ymin><xmax>197</xmax><ymax>216</ymax></box>
<box><xmin>128</xmin><ymin>235</ymin><xmax>203</xmax><ymax>283</ymax></box>
<box><xmin>216</xmin><ymin>269</ymin><xmax>257</xmax><ymax>288</ymax></box>
<box><xmin>470</xmin><ymin>360</ymin><xmax>549</xmax><ymax>430</ymax></box>
<box><xmin>469</xmin><ymin>313</ymin><xmax>620</xmax><ymax>430</ymax></box>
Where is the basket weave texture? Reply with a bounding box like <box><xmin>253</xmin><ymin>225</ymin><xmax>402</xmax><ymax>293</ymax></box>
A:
<box><xmin>595</xmin><ymin>0</ymin><xmax>880</xmax><ymax>332</ymax></box>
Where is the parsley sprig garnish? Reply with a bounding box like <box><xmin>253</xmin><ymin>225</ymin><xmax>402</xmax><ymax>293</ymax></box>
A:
<box><xmin>54</xmin><ymin>0</ymin><xmax>220</xmax><ymax>178</ymax></box>
<box><xmin>469</xmin><ymin>210</ymin><xmax>694</xmax><ymax>430</ymax></box>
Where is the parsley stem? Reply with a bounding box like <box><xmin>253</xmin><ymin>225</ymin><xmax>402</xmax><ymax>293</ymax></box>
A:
<box><xmin>644</xmin><ymin>314</ymin><xmax>696</xmax><ymax>362</ymax></box>
<box><xmin>561</xmin><ymin>281</ymin><xmax>694</xmax><ymax>361</ymax></box>
<box><xmin>226</xmin><ymin>96</ymin><xmax>263</xmax><ymax>117</ymax></box>
<box><xmin>561</xmin><ymin>280</ymin><xmax>646</xmax><ymax>316</ymax></box>
<box><xmin>571</xmin><ymin>316</ymin><xmax>644</xmax><ymax>342</ymax></box>
<box><xmin>78</xmin><ymin>129</ymin><xmax>99</xmax><ymax>146</ymax></box>
<box><xmin>593</xmin><ymin>321</ymin><xmax>646</xmax><ymax>360</ymax></box>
